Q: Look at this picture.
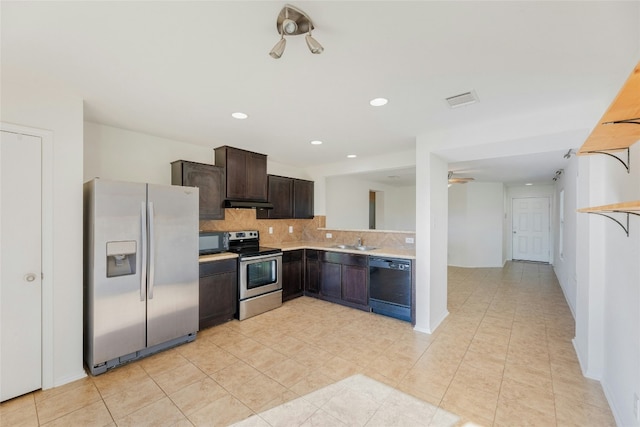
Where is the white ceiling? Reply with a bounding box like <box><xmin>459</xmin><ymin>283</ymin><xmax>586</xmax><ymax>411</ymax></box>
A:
<box><xmin>2</xmin><ymin>1</ymin><xmax>639</xmax><ymax>184</ymax></box>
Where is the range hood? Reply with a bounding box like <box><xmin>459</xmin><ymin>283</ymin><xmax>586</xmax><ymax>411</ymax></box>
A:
<box><xmin>224</xmin><ymin>199</ymin><xmax>274</xmax><ymax>210</ymax></box>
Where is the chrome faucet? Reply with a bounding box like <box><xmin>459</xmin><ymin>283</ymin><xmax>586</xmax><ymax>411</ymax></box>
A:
<box><xmin>356</xmin><ymin>237</ymin><xmax>362</xmax><ymax>247</ymax></box>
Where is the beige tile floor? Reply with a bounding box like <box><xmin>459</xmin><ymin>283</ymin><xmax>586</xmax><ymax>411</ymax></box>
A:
<box><xmin>1</xmin><ymin>261</ymin><xmax>616</xmax><ymax>426</ymax></box>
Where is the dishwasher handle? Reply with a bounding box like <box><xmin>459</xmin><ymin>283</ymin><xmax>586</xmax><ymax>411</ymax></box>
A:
<box><xmin>369</xmin><ymin>257</ymin><xmax>411</xmax><ymax>271</ymax></box>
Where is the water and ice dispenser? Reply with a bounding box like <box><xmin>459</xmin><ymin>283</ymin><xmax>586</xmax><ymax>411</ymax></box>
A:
<box><xmin>106</xmin><ymin>241</ymin><xmax>137</xmax><ymax>277</ymax></box>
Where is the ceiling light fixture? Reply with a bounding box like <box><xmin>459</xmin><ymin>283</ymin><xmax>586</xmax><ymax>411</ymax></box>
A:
<box><xmin>310</xmin><ymin>140</ymin><xmax>323</xmax><ymax>145</ymax></box>
<box><xmin>270</xmin><ymin>4</ymin><xmax>323</xmax><ymax>59</ymax></box>
<box><xmin>269</xmin><ymin>36</ymin><xmax>286</xmax><ymax>59</ymax></box>
<box><xmin>552</xmin><ymin>169</ymin><xmax>564</xmax><ymax>181</ymax></box>
<box><xmin>347</xmin><ymin>154</ymin><xmax>357</xmax><ymax>158</ymax></box>
<box><xmin>231</xmin><ymin>112</ymin><xmax>248</xmax><ymax>119</ymax></box>
<box><xmin>370</xmin><ymin>98</ymin><xmax>388</xmax><ymax>107</ymax></box>
<box><xmin>448</xmin><ymin>171</ymin><xmax>475</xmax><ymax>184</ymax></box>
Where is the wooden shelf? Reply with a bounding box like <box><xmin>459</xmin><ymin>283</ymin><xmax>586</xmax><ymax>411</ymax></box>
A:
<box><xmin>577</xmin><ymin>61</ymin><xmax>640</xmax><ymax>166</ymax></box>
<box><xmin>577</xmin><ymin>61</ymin><xmax>640</xmax><ymax>235</ymax></box>
<box><xmin>577</xmin><ymin>201</ymin><xmax>640</xmax><ymax>214</ymax></box>
<box><xmin>578</xmin><ymin>201</ymin><xmax>640</xmax><ymax>236</ymax></box>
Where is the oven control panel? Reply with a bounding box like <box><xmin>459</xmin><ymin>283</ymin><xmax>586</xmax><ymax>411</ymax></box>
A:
<box><xmin>229</xmin><ymin>230</ymin><xmax>259</xmax><ymax>241</ymax></box>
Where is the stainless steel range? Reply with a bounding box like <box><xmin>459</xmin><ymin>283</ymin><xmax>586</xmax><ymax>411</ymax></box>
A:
<box><xmin>228</xmin><ymin>231</ymin><xmax>282</xmax><ymax>320</ymax></box>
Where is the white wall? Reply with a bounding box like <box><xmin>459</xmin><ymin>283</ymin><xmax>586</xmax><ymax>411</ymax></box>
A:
<box><xmin>84</xmin><ymin>122</ymin><xmax>213</xmax><ymax>184</ymax></box>
<box><xmin>325</xmin><ymin>174</ymin><xmax>415</xmax><ymax>231</ymax></box>
<box><xmin>415</xmin><ymin>140</ymin><xmax>448</xmax><ymax>334</ymax></box>
<box><xmin>575</xmin><ymin>154</ymin><xmax>606</xmax><ymax>379</ymax></box>
<box><xmin>447</xmin><ymin>182</ymin><xmax>504</xmax><ymax>268</ymax></box>
<box><xmin>1</xmin><ymin>68</ymin><xmax>85</xmax><ymax>387</ymax></box>
<box><xmin>325</xmin><ymin>175</ymin><xmax>370</xmax><ymax>230</ymax></box>
<box><xmin>306</xmin><ymin>149</ymin><xmax>416</xmax><ymax>216</ymax></box>
<box><xmin>553</xmin><ymin>155</ymin><xmax>579</xmax><ymax>317</ymax></box>
<box><xmin>448</xmin><ymin>183</ymin><xmax>468</xmax><ymax>265</ymax></box>
<box><xmin>385</xmin><ymin>186</ymin><xmax>416</xmax><ymax>231</ymax></box>
<box><xmin>85</xmin><ymin>121</ymin><xmax>314</xmax><ymax>191</ymax></box>
<box><xmin>574</xmin><ymin>146</ymin><xmax>640</xmax><ymax>427</ymax></box>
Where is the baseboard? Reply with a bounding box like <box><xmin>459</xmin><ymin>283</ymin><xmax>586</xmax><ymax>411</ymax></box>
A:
<box><xmin>601</xmin><ymin>378</ymin><xmax>626</xmax><ymax>427</ymax></box>
<box><xmin>554</xmin><ymin>266</ymin><xmax>576</xmax><ymax>319</ymax></box>
<box><xmin>52</xmin><ymin>370</ymin><xmax>87</xmax><ymax>389</ymax></box>
<box><xmin>414</xmin><ymin>309</ymin><xmax>449</xmax><ymax>334</ymax></box>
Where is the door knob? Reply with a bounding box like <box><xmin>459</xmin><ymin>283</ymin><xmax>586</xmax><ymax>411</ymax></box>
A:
<box><xmin>24</xmin><ymin>273</ymin><xmax>37</xmax><ymax>282</ymax></box>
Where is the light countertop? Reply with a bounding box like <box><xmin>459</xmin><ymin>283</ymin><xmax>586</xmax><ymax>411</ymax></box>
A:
<box><xmin>276</xmin><ymin>241</ymin><xmax>415</xmax><ymax>260</ymax></box>
<box><xmin>199</xmin><ymin>242</ymin><xmax>415</xmax><ymax>262</ymax></box>
<box><xmin>198</xmin><ymin>252</ymin><xmax>238</xmax><ymax>263</ymax></box>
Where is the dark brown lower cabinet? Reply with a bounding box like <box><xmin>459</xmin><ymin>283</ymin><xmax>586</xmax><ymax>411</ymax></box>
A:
<box><xmin>199</xmin><ymin>258</ymin><xmax>237</xmax><ymax>329</ymax></box>
<box><xmin>282</xmin><ymin>250</ymin><xmax>304</xmax><ymax>301</ymax></box>
<box><xmin>320</xmin><ymin>261</ymin><xmax>342</xmax><ymax>299</ymax></box>
<box><xmin>312</xmin><ymin>251</ymin><xmax>369</xmax><ymax>311</ymax></box>
<box><xmin>305</xmin><ymin>250</ymin><xmax>320</xmax><ymax>294</ymax></box>
<box><xmin>341</xmin><ymin>263</ymin><xmax>368</xmax><ymax>306</ymax></box>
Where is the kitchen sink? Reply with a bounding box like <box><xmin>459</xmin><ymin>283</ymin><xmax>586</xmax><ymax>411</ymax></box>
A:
<box><xmin>331</xmin><ymin>244</ymin><xmax>378</xmax><ymax>251</ymax></box>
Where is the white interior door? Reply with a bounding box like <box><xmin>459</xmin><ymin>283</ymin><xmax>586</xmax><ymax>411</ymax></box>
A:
<box><xmin>512</xmin><ymin>197</ymin><xmax>550</xmax><ymax>262</ymax></box>
<box><xmin>0</xmin><ymin>130</ymin><xmax>42</xmax><ymax>402</ymax></box>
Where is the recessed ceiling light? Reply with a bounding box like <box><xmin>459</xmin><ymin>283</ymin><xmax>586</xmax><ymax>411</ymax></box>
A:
<box><xmin>525</xmin><ymin>183</ymin><xmax>533</xmax><ymax>186</ymax></box>
<box><xmin>369</xmin><ymin>98</ymin><xmax>388</xmax><ymax>107</ymax></box>
<box><xmin>347</xmin><ymin>154</ymin><xmax>357</xmax><ymax>158</ymax></box>
<box><xmin>310</xmin><ymin>140</ymin><xmax>323</xmax><ymax>145</ymax></box>
<box><xmin>231</xmin><ymin>112</ymin><xmax>248</xmax><ymax>119</ymax></box>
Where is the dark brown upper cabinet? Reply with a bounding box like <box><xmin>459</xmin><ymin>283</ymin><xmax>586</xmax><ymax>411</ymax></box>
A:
<box><xmin>171</xmin><ymin>160</ymin><xmax>225</xmax><ymax>220</ymax></box>
<box><xmin>293</xmin><ymin>178</ymin><xmax>314</xmax><ymax>219</ymax></box>
<box><xmin>257</xmin><ymin>175</ymin><xmax>314</xmax><ymax>219</ymax></box>
<box><xmin>214</xmin><ymin>146</ymin><xmax>267</xmax><ymax>201</ymax></box>
<box><xmin>258</xmin><ymin>175</ymin><xmax>293</xmax><ymax>219</ymax></box>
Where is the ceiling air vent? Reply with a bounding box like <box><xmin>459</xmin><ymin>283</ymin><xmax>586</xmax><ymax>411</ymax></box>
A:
<box><xmin>445</xmin><ymin>91</ymin><xmax>479</xmax><ymax>108</ymax></box>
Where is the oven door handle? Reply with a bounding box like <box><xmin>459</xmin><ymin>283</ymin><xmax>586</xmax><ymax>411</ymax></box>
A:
<box><xmin>240</xmin><ymin>252</ymin><xmax>282</xmax><ymax>262</ymax></box>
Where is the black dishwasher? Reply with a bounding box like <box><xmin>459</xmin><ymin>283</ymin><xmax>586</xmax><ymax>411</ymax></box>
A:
<box><xmin>369</xmin><ymin>257</ymin><xmax>411</xmax><ymax>322</ymax></box>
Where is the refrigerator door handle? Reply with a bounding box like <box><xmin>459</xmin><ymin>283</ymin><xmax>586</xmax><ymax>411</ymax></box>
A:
<box><xmin>140</xmin><ymin>201</ymin><xmax>147</xmax><ymax>302</ymax></box>
<box><xmin>148</xmin><ymin>201</ymin><xmax>155</xmax><ymax>299</ymax></box>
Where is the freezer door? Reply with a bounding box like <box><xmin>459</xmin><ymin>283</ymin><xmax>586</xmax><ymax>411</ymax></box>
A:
<box><xmin>87</xmin><ymin>179</ymin><xmax>147</xmax><ymax>366</ymax></box>
<box><xmin>146</xmin><ymin>184</ymin><xmax>199</xmax><ymax>347</ymax></box>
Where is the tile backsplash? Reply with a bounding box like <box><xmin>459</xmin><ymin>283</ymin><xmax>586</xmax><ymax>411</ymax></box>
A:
<box><xmin>199</xmin><ymin>210</ymin><xmax>415</xmax><ymax>250</ymax></box>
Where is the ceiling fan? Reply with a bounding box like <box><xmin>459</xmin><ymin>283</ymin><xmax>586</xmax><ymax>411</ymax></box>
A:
<box><xmin>448</xmin><ymin>171</ymin><xmax>475</xmax><ymax>185</ymax></box>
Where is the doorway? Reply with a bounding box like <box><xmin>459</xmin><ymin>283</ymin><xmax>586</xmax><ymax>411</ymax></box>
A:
<box><xmin>369</xmin><ymin>191</ymin><xmax>376</xmax><ymax>229</ymax></box>
<box><xmin>369</xmin><ymin>190</ymin><xmax>385</xmax><ymax>230</ymax></box>
<box><xmin>511</xmin><ymin>197</ymin><xmax>551</xmax><ymax>263</ymax></box>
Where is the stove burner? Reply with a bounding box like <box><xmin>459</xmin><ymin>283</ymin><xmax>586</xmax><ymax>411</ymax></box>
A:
<box><xmin>229</xmin><ymin>245</ymin><xmax>281</xmax><ymax>259</ymax></box>
<box><xmin>227</xmin><ymin>230</ymin><xmax>282</xmax><ymax>258</ymax></box>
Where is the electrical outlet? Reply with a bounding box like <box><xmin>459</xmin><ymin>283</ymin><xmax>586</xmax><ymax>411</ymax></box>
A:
<box><xmin>326</xmin><ymin>233</ymin><xmax>332</xmax><ymax>238</ymax></box>
<box><xmin>268</xmin><ymin>227</ymin><xmax>273</xmax><ymax>234</ymax></box>
<box><xmin>405</xmin><ymin>237</ymin><xmax>414</xmax><ymax>244</ymax></box>
<box><xmin>634</xmin><ymin>393</ymin><xmax>640</xmax><ymax>421</ymax></box>
<box><xmin>288</xmin><ymin>225</ymin><xmax>293</xmax><ymax>233</ymax></box>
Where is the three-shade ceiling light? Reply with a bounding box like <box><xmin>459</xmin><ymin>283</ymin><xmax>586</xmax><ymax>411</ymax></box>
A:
<box><xmin>269</xmin><ymin>4</ymin><xmax>324</xmax><ymax>59</ymax></box>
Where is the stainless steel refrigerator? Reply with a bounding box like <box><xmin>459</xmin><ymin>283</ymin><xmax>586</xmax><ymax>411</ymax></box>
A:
<box><xmin>83</xmin><ymin>178</ymin><xmax>199</xmax><ymax>375</ymax></box>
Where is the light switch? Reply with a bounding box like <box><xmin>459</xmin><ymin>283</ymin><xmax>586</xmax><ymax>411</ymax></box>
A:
<box><xmin>288</xmin><ymin>226</ymin><xmax>293</xmax><ymax>233</ymax></box>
